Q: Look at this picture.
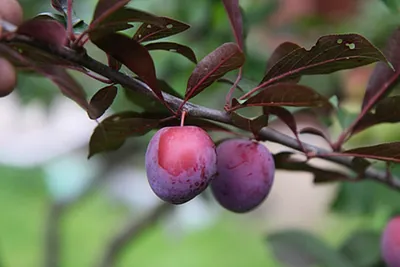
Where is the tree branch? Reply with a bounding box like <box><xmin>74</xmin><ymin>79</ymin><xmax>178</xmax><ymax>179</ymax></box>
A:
<box><xmin>44</xmin><ymin>202</ymin><xmax>65</xmax><ymax>267</ymax></box>
<box><xmin>2</xmin><ymin>31</ymin><xmax>400</xmax><ymax>191</ymax></box>
<box><xmin>97</xmin><ymin>203</ymin><xmax>172</xmax><ymax>267</ymax></box>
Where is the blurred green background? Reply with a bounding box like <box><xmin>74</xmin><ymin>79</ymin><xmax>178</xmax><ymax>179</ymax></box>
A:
<box><xmin>1</xmin><ymin>0</ymin><xmax>400</xmax><ymax>266</ymax></box>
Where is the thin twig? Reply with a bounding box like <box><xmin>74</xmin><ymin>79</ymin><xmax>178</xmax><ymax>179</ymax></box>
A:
<box><xmin>98</xmin><ymin>203</ymin><xmax>172</xmax><ymax>267</ymax></box>
<box><xmin>1</xmin><ymin>28</ymin><xmax>400</xmax><ymax>191</ymax></box>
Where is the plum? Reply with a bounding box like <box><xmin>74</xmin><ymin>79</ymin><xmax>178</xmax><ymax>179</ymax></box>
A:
<box><xmin>381</xmin><ymin>216</ymin><xmax>400</xmax><ymax>267</ymax></box>
<box><xmin>0</xmin><ymin>0</ymin><xmax>23</xmax><ymax>27</ymax></box>
<box><xmin>0</xmin><ymin>58</ymin><xmax>16</xmax><ymax>97</ymax></box>
<box><xmin>145</xmin><ymin>126</ymin><xmax>217</xmax><ymax>204</ymax></box>
<box><xmin>211</xmin><ymin>139</ymin><xmax>275</xmax><ymax>213</ymax></box>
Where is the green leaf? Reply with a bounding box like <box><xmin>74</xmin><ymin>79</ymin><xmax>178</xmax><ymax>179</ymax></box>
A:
<box><xmin>339</xmin><ymin>230</ymin><xmax>381</xmax><ymax>267</ymax></box>
<box><xmin>268</xmin><ymin>230</ymin><xmax>356</xmax><ymax>267</ymax></box>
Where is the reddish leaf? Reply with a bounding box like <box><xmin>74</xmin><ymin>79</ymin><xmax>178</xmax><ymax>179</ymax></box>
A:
<box><xmin>91</xmin><ymin>0</ymin><xmax>130</xmax><ymax>27</ymax></box>
<box><xmin>17</xmin><ymin>18</ymin><xmax>67</xmax><ymax>47</ymax></box>
<box><xmin>299</xmin><ymin>127</ymin><xmax>332</xmax><ymax>143</ymax></box>
<box><xmin>361</xmin><ymin>28</ymin><xmax>400</xmax><ymax>110</ymax></box>
<box><xmin>265</xmin><ymin>106</ymin><xmax>299</xmax><ymax>140</ymax></box>
<box><xmin>232</xmin><ymin>83</ymin><xmax>330</xmax><ymax>110</ymax></box>
<box><xmin>230</xmin><ymin>112</ymin><xmax>267</xmax><ymax>137</ymax></box>
<box><xmin>40</xmin><ymin>66</ymin><xmax>90</xmax><ymax>111</ymax></box>
<box><xmin>265</xmin><ymin>42</ymin><xmax>301</xmax><ymax>83</ymax></box>
<box><xmin>88</xmin><ymin>85</ymin><xmax>118</xmax><ymax>119</ymax></box>
<box><xmin>92</xmin><ymin>33</ymin><xmax>163</xmax><ymax>102</ymax></box>
<box><xmin>222</xmin><ymin>0</ymin><xmax>244</xmax><ymax>50</ymax></box>
<box><xmin>274</xmin><ymin>152</ymin><xmax>353</xmax><ymax>184</ymax></box>
<box><xmin>107</xmin><ymin>54</ymin><xmax>122</xmax><ymax>71</ymax></box>
<box><xmin>185</xmin><ymin>42</ymin><xmax>245</xmax><ymax>99</ymax></box>
<box><xmin>354</xmin><ymin>96</ymin><xmax>400</xmax><ymax>133</ymax></box>
<box><xmin>89</xmin><ymin>111</ymin><xmax>166</xmax><ymax>158</ymax></box>
<box><xmin>145</xmin><ymin>42</ymin><xmax>197</xmax><ymax>63</ymax></box>
<box><xmin>133</xmin><ymin>17</ymin><xmax>190</xmax><ymax>43</ymax></box>
<box><xmin>89</xmin><ymin>7</ymin><xmax>164</xmax><ymax>38</ymax></box>
<box><xmin>259</xmin><ymin>34</ymin><xmax>388</xmax><ymax>89</ymax></box>
<box><xmin>341</xmin><ymin>142</ymin><xmax>400</xmax><ymax>163</ymax></box>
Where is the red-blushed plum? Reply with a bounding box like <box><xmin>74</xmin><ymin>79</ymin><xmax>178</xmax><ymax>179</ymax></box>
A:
<box><xmin>381</xmin><ymin>216</ymin><xmax>400</xmax><ymax>267</ymax></box>
<box><xmin>145</xmin><ymin>126</ymin><xmax>217</xmax><ymax>204</ymax></box>
<box><xmin>0</xmin><ymin>58</ymin><xmax>17</xmax><ymax>97</ymax></box>
<box><xmin>211</xmin><ymin>139</ymin><xmax>275</xmax><ymax>213</ymax></box>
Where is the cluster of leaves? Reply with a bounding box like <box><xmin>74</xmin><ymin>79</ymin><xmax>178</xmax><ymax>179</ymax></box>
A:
<box><xmin>1</xmin><ymin>0</ymin><xmax>400</xmax><ymax>179</ymax></box>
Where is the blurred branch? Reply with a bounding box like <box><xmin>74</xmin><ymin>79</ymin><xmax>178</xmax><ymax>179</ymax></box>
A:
<box><xmin>98</xmin><ymin>203</ymin><xmax>172</xmax><ymax>267</ymax></box>
<box><xmin>44</xmin><ymin>202</ymin><xmax>65</xmax><ymax>267</ymax></box>
<box><xmin>2</xmin><ymin>25</ymin><xmax>400</xmax><ymax>193</ymax></box>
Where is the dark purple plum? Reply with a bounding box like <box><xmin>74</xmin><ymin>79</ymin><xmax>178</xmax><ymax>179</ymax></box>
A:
<box><xmin>145</xmin><ymin>126</ymin><xmax>217</xmax><ymax>204</ymax></box>
<box><xmin>211</xmin><ymin>139</ymin><xmax>275</xmax><ymax>213</ymax></box>
<box><xmin>381</xmin><ymin>216</ymin><xmax>400</xmax><ymax>267</ymax></box>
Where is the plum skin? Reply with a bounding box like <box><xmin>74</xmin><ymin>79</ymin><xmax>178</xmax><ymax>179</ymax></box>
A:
<box><xmin>211</xmin><ymin>139</ymin><xmax>275</xmax><ymax>213</ymax></box>
<box><xmin>145</xmin><ymin>126</ymin><xmax>217</xmax><ymax>204</ymax></box>
<box><xmin>381</xmin><ymin>216</ymin><xmax>400</xmax><ymax>267</ymax></box>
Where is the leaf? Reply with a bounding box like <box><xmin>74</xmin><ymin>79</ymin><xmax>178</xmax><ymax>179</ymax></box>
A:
<box><xmin>107</xmin><ymin>54</ymin><xmax>122</xmax><ymax>71</ymax></box>
<box><xmin>341</xmin><ymin>142</ymin><xmax>400</xmax><ymax>163</ymax></box>
<box><xmin>274</xmin><ymin>152</ymin><xmax>353</xmax><ymax>184</ymax></box>
<box><xmin>88</xmin><ymin>85</ymin><xmax>118</xmax><ymax>119</ymax></box>
<box><xmin>354</xmin><ymin>96</ymin><xmax>400</xmax><ymax>133</ymax></box>
<box><xmin>51</xmin><ymin>0</ymin><xmax>67</xmax><ymax>13</ymax></box>
<box><xmin>185</xmin><ymin>42</ymin><xmax>245</xmax><ymax>99</ymax></box>
<box><xmin>91</xmin><ymin>33</ymin><xmax>163</xmax><ymax>102</ymax></box>
<box><xmin>232</xmin><ymin>83</ymin><xmax>330</xmax><ymax>110</ymax></box>
<box><xmin>265</xmin><ymin>42</ymin><xmax>301</xmax><ymax>78</ymax></box>
<box><xmin>230</xmin><ymin>112</ymin><xmax>267</xmax><ymax>137</ymax></box>
<box><xmin>265</xmin><ymin>106</ymin><xmax>300</xmax><ymax>141</ymax></box>
<box><xmin>133</xmin><ymin>17</ymin><xmax>190</xmax><ymax>43</ymax></box>
<box><xmin>88</xmin><ymin>111</ymin><xmax>165</xmax><ymax>158</ymax></box>
<box><xmin>260</xmin><ymin>34</ymin><xmax>389</xmax><ymax>89</ymax></box>
<box><xmin>339</xmin><ymin>230</ymin><xmax>381</xmax><ymax>267</ymax></box>
<box><xmin>91</xmin><ymin>0</ymin><xmax>130</xmax><ymax>27</ymax></box>
<box><xmin>222</xmin><ymin>0</ymin><xmax>244</xmax><ymax>50</ymax></box>
<box><xmin>361</xmin><ymin>28</ymin><xmax>400</xmax><ymax>110</ymax></box>
<box><xmin>268</xmin><ymin>230</ymin><xmax>356</xmax><ymax>267</ymax></box>
<box><xmin>17</xmin><ymin>18</ymin><xmax>67</xmax><ymax>47</ymax></box>
<box><xmin>299</xmin><ymin>127</ymin><xmax>332</xmax><ymax>143</ymax></box>
<box><xmin>145</xmin><ymin>42</ymin><xmax>197</xmax><ymax>63</ymax></box>
<box><xmin>39</xmin><ymin>66</ymin><xmax>90</xmax><ymax>111</ymax></box>
<box><xmin>381</xmin><ymin>0</ymin><xmax>400</xmax><ymax>13</ymax></box>
<box><xmin>216</xmin><ymin>77</ymin><xmax>245</xmax><ymax>92</ymax></box>
<box><xmin>89</xmin><ymin>7</ymin><xmax>164</xmax><ymax>38</ymax></box>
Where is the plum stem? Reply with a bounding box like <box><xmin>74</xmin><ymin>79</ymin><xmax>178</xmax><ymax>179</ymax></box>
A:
<box><xmin>180</xmin><ymin>110</ymin><xmax>187</xmax><ymax>127</ymax></box>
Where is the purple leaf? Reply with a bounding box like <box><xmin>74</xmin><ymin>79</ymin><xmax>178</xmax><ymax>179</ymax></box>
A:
<box><xmin>88</xmin><ymin>85</ymin><xmax>118</xmax><ymax>119</ymax></box>
<box><xmin>341</xmin><ymin>142</ymin><xmax>400</xmax><ymax>163</ymax></box>
<box><xmin>185</xmin><ymin>42</ymin><xmax>245</xmax><ymax>99</ymax></box>
<box><xmin>91</xmin><ymin>0</ymin><xmax>130</xmax><ymax>27</ymax></box>
<box><xmin>133</xmin><ymin>17</ymin><xmax>190</xmax><ymax>43</ymax></box>
<box><xmin>260</xmin><ymin>34</ymin><xmax>389</xmax><ymax>89</ymax></box>
<box><xmin>230</xmin><ymin>112</ymin><xmax>268</xmax><ymax>137</ymax></box>
<box><xmin>145</xmin><ymin>42</ymin><xmax>197</xmax><ymax>63</ymax></box>
<box><xmin>232</xmin><ymin>83</ymin><xmax>330</xmax><ymax>110</ymax></box>
<box><xmin>361</xmin><ymin>28</ymin><xmax>400</xmax><ymax>110</ymax></box>
<box><xmin>89</xmin><ymin>7</ymin><xmax>164</xmax><ymax>38</ymax></box>
<box><xmin>354</xmin><ymin>96</ymin><xmax>400</xmax><ymax>133</ymax></box>
<box><xmin>222</xmin><ymin>0</ymin><xmax>244</xmax><ymax>50</ymax></box>
<box><xmin>40</xmin><ymin>66</ymin><xmax>90</xmax><ymax>111</ymax></box>
<box><xmin>92</xmin><ymin>33</ymin><xmax>163</xmax><ymax>102</ymax></box>
<box><xmin>107</xmin><ymin>54</ymin><xmax>122</xmax><ymax>71</ymax></box>
<box><xmin>265</xmin><ymin>42</ymin><xmax>301</xmax><ymax>82</ymax></box>
<box><xmin>265</xmin><ymin>106</ymin><xmax>299</xmax><ymax>140</ymax></box>
<box><xmin>88</xmin><ymin>111</ymin><xmax>166</xmax><ymax>158</ymax></box>
<box><xmin>17</xmin><ymin>18</ymin><xmax>67</xmax><ymax>47</ymax></box>
<box><xmin>274</xmin><ymin>152</ymin><xmax>352</xmax><ymax>184</ymax></box>
<box><xmin>299</xmin><ymin>127</ymin><xmax>332</xmax><ymax>143</ymax></box>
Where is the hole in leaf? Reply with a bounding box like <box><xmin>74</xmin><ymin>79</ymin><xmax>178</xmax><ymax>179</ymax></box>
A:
<box><xmin>146</xmin><ymin>24</ymin><xmax>152</xmax><ymax>29</ymax></box>
<box><xmin>345</xmin><ymin>43</ymin><xmax>356</xmax><ymax>49</ymax></box>
<box><xmin>112</xmin><ymin>117</ymin><xmax>121</xmax><ymax>122</ymax></box>
<box><xmin>166</xmin><ymin>24</ymin><xmax>173</xmax><ymax>29</ymax></box>
<box><xmin>337</xmin><ymin>39</ymin><xmax>343</xmax><ymax>44</ymax></box>
<box><xmin>169</xmin><ymin>49</ymin><xmax>177</xmax><ymax>52</ymax></box>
